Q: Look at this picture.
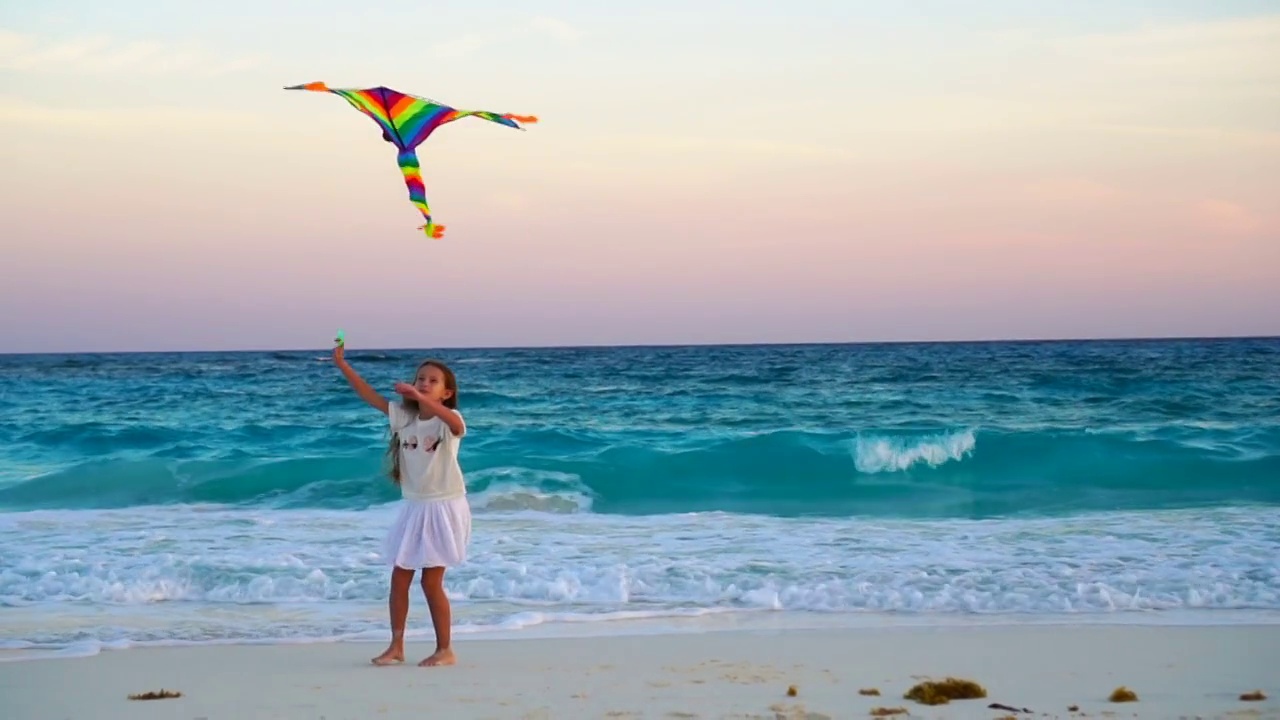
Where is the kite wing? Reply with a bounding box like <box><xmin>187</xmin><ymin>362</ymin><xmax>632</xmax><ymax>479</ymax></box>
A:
<box><xmin>285</xmin><ymin>81</ymin><xmax>537</xmax><ymax>238</ymax></box>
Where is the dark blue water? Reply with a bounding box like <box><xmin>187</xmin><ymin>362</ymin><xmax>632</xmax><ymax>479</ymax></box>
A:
<box><xmin>2</xmin><ymin>338</ymin><xmax>1278</xmax><ymax>516</ymax></box>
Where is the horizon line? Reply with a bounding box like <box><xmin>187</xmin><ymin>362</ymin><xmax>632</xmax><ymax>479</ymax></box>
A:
<box><xmin>2</xmin><ymin>332</ymin><xmax>1277</xmax><ymax>357</ymax></box>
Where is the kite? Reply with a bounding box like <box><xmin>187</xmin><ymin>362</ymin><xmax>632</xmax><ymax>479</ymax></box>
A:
<box><xmin>285</xmin><ymin>81</ymin><xmax>537</xmax><ymax>239</ymax></box>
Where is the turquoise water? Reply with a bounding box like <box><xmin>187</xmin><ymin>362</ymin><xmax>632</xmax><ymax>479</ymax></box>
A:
<box><xmin>2</xmin><ymin>338</ymin><xmax>1278</xmax><ymax>657</ymax></box>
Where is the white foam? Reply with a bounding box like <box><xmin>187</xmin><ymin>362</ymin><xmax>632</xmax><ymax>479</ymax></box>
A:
<box><xmin>467</xmin><ymin>471</ymin><xmax>594</xmax><ymax>513</ymax></box>
<box><xmin>1</xmin><ymin>504</ymin><xmax>1277</xmax><ymax>659</ymax></box>
<box><xmin>852</xmin><ymin>429</ymin><xmax>976</xmax><ymax>473</ymax></box>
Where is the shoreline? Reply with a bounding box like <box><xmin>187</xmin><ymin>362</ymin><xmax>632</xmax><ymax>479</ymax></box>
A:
<box><xmin>5</xmin><ymin>607</ymin><xmax>1280</xmax><ymax>664</ymax></box>
<box><xmin>2</xmin><ymin>622</ymin><xmax>1276</xmax><ymax>719</ymax></box>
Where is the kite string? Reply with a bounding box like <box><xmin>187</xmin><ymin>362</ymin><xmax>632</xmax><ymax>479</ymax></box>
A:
<box><xmin>396</xmin><ymin>149</ymin><xmax>444</xmax><ymax>239</ymax></box>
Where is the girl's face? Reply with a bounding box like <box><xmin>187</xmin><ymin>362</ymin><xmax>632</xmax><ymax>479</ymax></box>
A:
<box><xmin>414</xmin><ymin>364</ymin><xmax>454</xmax><ymax>404</ymax></box>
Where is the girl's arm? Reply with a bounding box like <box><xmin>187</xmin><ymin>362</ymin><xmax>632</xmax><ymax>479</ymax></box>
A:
<box><xmin>394</xmin><ymin>383</ymin><xmax>465</xmax><ymax>436</ymax></box>
<box><xmin>334</xmin><ymin>344</ymin><xmax>390</xmax><ymax>415</ymax></box>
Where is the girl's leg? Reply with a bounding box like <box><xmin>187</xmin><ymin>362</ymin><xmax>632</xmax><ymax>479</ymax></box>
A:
<box><xmin>417</xmin><ymin>566</ymin><xmax>455</xmax><ymax>666</ymax></box>
<box><xmin>373</xmin><ymin>565</ymin><xmax>415</xmax><ymax>665</ymax></box>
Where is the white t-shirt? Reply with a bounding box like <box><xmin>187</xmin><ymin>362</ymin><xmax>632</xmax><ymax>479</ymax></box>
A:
<box><xmin>387</xmin><ymin>402</ymin><xmax>467</xmax><ymax>502</ymax></box>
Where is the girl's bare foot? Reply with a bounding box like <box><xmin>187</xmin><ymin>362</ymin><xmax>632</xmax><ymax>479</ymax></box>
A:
<box><xmin>418</xmin><ymin>647</ymin><xmax>456</xmax><ymax>667</ymax></box>
<box><xmin>371</xmin><ymin>646</ymin><xmax>404</xmax><ymax>666</ymax></box>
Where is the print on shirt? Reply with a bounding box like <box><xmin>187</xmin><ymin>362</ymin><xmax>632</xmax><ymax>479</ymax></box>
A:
<box><xmin>400</xmin><ymin>434</ymin><xmax>441</xmax><ymax>453</ymax></box>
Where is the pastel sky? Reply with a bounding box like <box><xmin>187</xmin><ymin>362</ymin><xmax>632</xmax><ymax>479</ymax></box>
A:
<box><xmin>1</xmin><ymin>0</ymin><xmax>1277</xmax><ymax>353</ymax></box>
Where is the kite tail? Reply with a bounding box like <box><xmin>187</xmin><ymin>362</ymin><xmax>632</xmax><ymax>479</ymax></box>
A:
<box><xmin>396</xmin><ymin>149</ymin><xmax>445</xmax><ymax>239</ymax></box>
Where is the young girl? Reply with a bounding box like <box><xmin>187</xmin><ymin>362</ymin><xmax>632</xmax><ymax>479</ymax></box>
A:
<box><xmin>333</xmin><ymin>341</ymin><xmax>471</xmax><ymax>667</ymax></box>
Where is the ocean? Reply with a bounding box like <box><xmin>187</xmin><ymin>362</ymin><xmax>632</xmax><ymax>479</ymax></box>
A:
<box><xmin>2</xmin><ymin>338</ymin><xmax>1278</xmax><ymax>660</ymax></box>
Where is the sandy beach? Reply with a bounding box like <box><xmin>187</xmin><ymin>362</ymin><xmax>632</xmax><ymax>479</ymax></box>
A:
<box><xmin>1</xmin><ymin>621</ymin><xmax>1276</xmax><ymax>720</ymax></box>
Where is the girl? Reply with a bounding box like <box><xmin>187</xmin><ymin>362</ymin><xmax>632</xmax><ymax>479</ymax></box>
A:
<box><xmin>333</xmin><ymin>341</ymin><xmax>471</xmax><ymax>667</ymax></box>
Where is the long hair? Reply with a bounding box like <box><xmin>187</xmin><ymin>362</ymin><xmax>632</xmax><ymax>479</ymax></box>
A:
<box><xmin>386</xmin><ymin>359</ymin><xmax>459</xmax><ymax>484</ymax></box>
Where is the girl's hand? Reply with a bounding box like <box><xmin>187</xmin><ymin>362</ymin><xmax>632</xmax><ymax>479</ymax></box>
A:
<box><xmin>394</xmin><ymin>382</ymin><xmax>421</xmax><ymax>400</ymax></box>
<box><xmin>332</xmin><ymin>342</ymin><xmax>345</xmax><ymax>365</ymax></box>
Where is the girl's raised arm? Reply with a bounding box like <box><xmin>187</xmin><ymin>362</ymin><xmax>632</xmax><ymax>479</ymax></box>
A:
<box><xmin>333</xmin><ymin>343</ymin><xmax>390</xmax><ymax>415</ymax></box>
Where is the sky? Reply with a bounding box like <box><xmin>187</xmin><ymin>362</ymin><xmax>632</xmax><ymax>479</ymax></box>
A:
<box><xmin>1</xmin><ymin>0</ymin><xmax>1277</xmax><ymax>353</ymax></box>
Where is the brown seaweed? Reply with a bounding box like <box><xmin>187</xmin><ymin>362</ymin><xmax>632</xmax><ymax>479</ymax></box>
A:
<box><xmin>904</xmin><ymin>677</ymin><xmax>987</xmax><ymax>706</ymax></box>
<box><xmin>1108</xmin><ymin>686</ymin><xmax>1138</xmax><ymax>703</ymax></box>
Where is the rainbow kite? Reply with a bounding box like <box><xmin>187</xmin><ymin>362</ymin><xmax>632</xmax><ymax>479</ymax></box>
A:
<box><xmin>285</xmin><ymin>82</ymin><xmax>536</xmax><ymax>239</ymax></box>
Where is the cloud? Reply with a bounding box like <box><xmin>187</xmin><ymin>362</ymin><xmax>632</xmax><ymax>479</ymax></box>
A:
<box><xmin>943</xmin><ymin>15</ymin><xmax>1280</xmax><ymax>154</ymax></box>
<box><xmin>0</xmin><ymin>29</ymin><xmax>259</xmax><ymax>76</ymax></box>
<box><xmin>1016</xmin><ymin>177</ymin><xmax>1268</xmax><ymax>242</ymax></box>
<box><xmin>1052</xmin><ymin>14</ymin><xmax>1280</xmax><ymax>81</ymax></box>
<box><xmin>1190</xmin><ymin>199</ymin><xmax>1265</xmax><ymax>238</ymax></box>
<box><xmin>430</xmin><ymin>17</ymin><xmax>581</xmax><ymax>58</ymax></box>
<box><xmin>1089</xmin><ymin>123</ymin><xmax>1280</xmax><ymax>152</ymax></box>
<box><xmin>992</xmin><ymin>13</ymin><xmax>1280</xmax><ymax>106</ymax></box>
<box><xmin>527</xmin><ymin>17</ymin><xmax>579</xmax><ymax>42</ymax></box>
<box><xmin>583</xmin><ymin>133</ymin><xmax>859</xmax><ymax>162</ymax></box>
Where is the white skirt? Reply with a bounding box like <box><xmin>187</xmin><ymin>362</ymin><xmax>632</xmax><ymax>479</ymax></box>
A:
<box><xmin>382</xmin><ymin>495</ymin><xmax>472</xmax><ymax>569</ymax></box>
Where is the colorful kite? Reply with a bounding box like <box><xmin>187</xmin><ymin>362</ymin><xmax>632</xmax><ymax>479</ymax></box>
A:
<box><xmin>285</xmin><ymin>82</ymin><xmax>537</xmax><ymax>238</ymax></box>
